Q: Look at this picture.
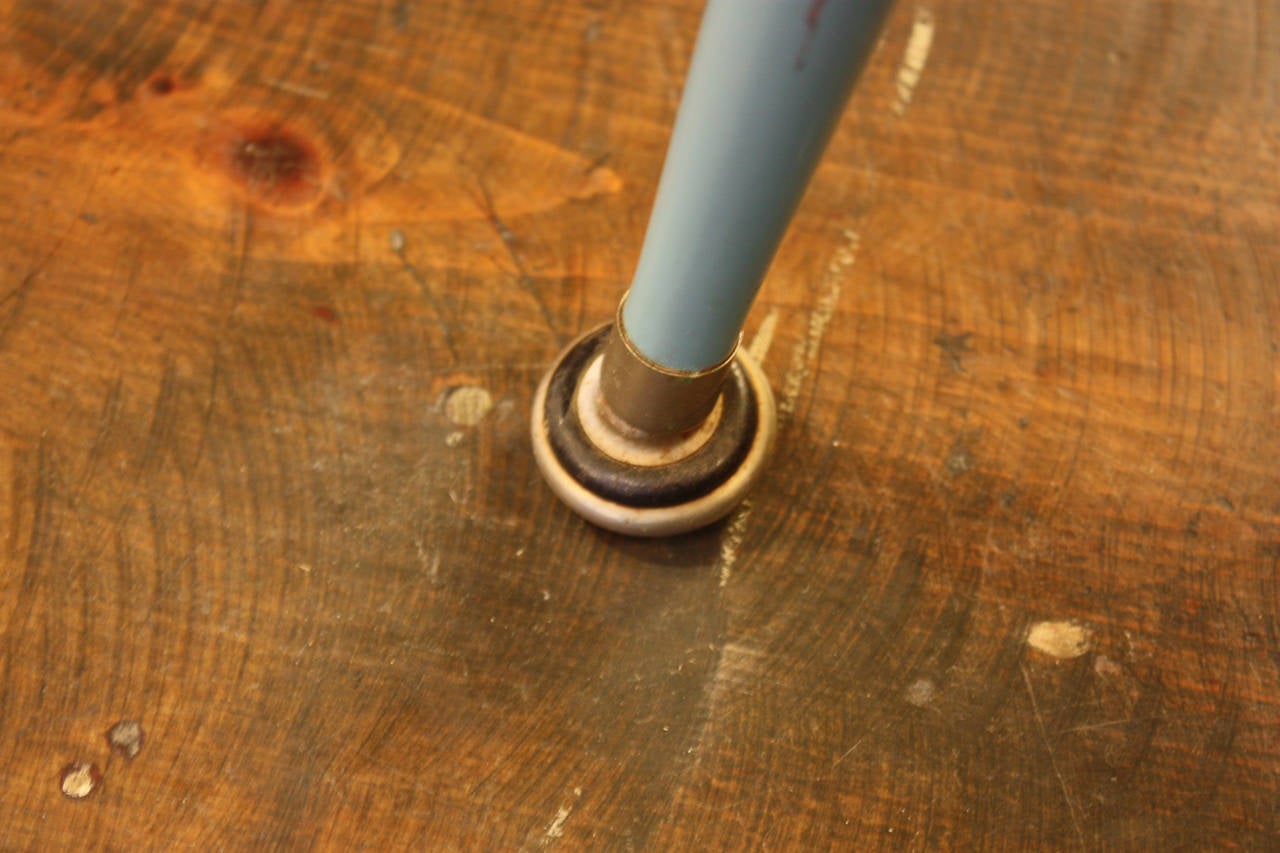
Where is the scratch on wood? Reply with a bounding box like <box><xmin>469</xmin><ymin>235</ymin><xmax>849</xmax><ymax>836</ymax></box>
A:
<box><xmin>391</xmin><ymin>233</ymin><xmax>459</xmax><ymax>360</ymax></box>
<box><xmin>472</xmin><ymin>175</ymin><xmax>563</xmax><ymax>345</ymax></box>
<box><xmin>779</xmin><ymin>229</ymin><xmax>860</xmax><ymax>419</ymax></box>
<box><xmin>1058</xmin><ymin>716</ymin><xmax>1167</xmax><ymax>735</ymax></box>
<box><xmin>1021</xmin><ymin>663</ymin><xmax>1087</xmax><ymax>850</ymax></box>
<box><xmin>264</xmin><ymin>78</ymin><xmax>331</xmax><ymax>100</ymax></box>
<box><xmin>894</xmin><ymin>8</ymin><xmax>935</xmax><ymax>116</ymax></box>
<box><xmin>0</xmin><ymin>272</ymin><xmax>35</xmax><ymax>348</ymax></box>
<box><xmin>2</xmin><ymin>188</ymin><xmax>91</xmax><ymax>346</ymax></box>
<box><xmin>832</xmin><ymin>737</ymin><xmax>863</xmax><ymax>768</ymax></box>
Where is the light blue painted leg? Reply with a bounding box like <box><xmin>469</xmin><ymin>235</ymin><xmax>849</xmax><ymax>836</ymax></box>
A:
<box><xmin>622</xmin><ymin>0</ymin><xmax>895</xmax><ymax>372</ymax></box>
<box><xmin>532</xmin><ymin>0</ymin><xmax>893</xmax><ymax>536</ymax></box>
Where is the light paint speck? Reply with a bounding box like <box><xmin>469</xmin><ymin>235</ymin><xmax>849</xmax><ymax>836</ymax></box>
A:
<box><xmin>1094</xmin><ymin>655</ymin><xmax>1122</xmax><ymax>676</ymax></box>
<box><xmin>780</xmin><ymin>229</ymin><xmax>859</xmax><ymax>418</ymax></box>
<box><xmin>905</xmin><ymin>678</ymin><xmax>936</xmax><ymax>706</ymax></box>
<box><xmin>60</xmin><ymin>762</ymin><xmax>100</xmax><ymax>799</ymax></box>
<box><xmin>445</xmin><ymin>386</ymin><xmax>493</xmax><ymax>426</ymax></box>
<box><xmin>545</xmin><ymin>806</ymin><xmax>571</xmax><ymax>838</ymax></box>
<box><xmin>1027</xmin><ymin>620</ymin><xmax>1092</xmax><ymax>659</ymax></box>
<box><xmin>106</xmin><ymin>719</ymin><xmax>145</xmax><ymax>760</ymax></box>
<box><xmin>894</xmin><ymin>8</ymin><xmax>935</xmax><ymax>116</ymax></box>
<box><xmin>747</xmin><ymin>308</ymin><xmax>779</xmax><ymax>364</ymax></box>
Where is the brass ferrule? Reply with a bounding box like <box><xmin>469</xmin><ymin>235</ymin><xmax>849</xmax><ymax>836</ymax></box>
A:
<box><xmin>597</xmin><ymin>299</ymin><xmax>737</xmax><ymax>437</ymax></box>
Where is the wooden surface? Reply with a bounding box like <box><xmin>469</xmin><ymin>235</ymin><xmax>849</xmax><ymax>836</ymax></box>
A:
<box><xmin>2</xmin><ymin>0</ymin><xmax>1277</xmax><ymax>848</ymax></box>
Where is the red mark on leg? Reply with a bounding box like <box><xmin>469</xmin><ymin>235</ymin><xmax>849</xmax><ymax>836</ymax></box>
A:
<box><xmin>807</xmin><ymin>0</ymin><xmax>829</xmax><ymax>29</ymax></box>
<box><xmin>796</xmin><ymin>0</ymin><xmax>830</xmax><ymax>69</ymax></box>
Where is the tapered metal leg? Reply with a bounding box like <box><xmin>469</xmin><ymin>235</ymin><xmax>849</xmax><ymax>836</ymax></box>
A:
<box><xmin>532</xmin><ymin>0</ymin><xmax>893</xmax><ymax>536</ymax></box>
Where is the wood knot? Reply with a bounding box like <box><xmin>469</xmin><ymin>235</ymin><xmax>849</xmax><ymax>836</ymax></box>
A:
<box><xmin>230</xmin><ymin>125</ymin><xmax>323</xmax><ymax>210</ymax></box>
<box><xmin>147</xmin><ymin>74</ymin><xmax>176</xmax><ymax>96</ymax></box>
<box><xmin>198</xmin><ymin>112</ymin><xmax>329</xmax><ymax>214</ymax></box>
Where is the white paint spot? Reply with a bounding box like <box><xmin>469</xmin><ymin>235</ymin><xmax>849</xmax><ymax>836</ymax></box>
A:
<box><xmin>904</xmin><ymin>678</ymin><xmax>936</xmax><ymax>706</ymax></box>
<box><xmin>718</xmin><ymin>500</ymin><xmax>752</xmax><ymax>588</ymax></box>
<box><xmin>389</xmin><ymin>229</ymin><xmax>406</xmax><ymax>252</ymax></box>
<box><xmin>779</xmin><ymin>229</ymin><xmax>860</xmax><ymax>418</ymax></box>
<box><xmin>445</xmin><ymin>430</ymin><xmax>465</xmax><ymax>447</ymax></box>
<box><xmin>545</xmin><ymin>806</ymin><xmax>571</xmax><ymax>839</ymax></box>
<box><xmin>893</xmin><ymin>8</ymin><xmax>935</xmax><ymax>116</ymax></box>
<box><xmin>107</xmin><ymin>719</ymin><xmax>145</xmax><ymax>760</ymax></box>
<box><xmin>1028</xmin><ymin>620</ymin><xmax>1092</xmax><ymax>659</ymax></box>
<box><xmin>716</xmin><ymin>641</ymin><xmax>765</xmax><ymax>685</ymax></box>
<box><xmin>445</xmin><ymin>386</ymin><xmax>493</xmax><ymax>426</ymax></box>
<box><xmin>1094</xmin><ymin>655</ymin><xmax>1122</xmax><ymax>677</ymax></box>
<box><xmin>60</xmin><ymin>762</ymin><xmax>100</xmax><ymax>799</ymax></box>
<box><xmin>543</xmin><ymin>788</ymin><xmax>582</xmax><ymax>844</ymax></box>
<box><xmin>415</xmin><ymin>542</ymin><xmax>441</xmax><ymax>585</ymax></box>
<box><xmin>747</xmin><ymin>308</ymin><xmax>779</xmax><ymax>364</ymax></box>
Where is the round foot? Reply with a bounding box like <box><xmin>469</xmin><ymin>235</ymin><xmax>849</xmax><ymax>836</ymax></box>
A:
<box><xmin>531</xmin><ymin>324</ymin><xmax>776</xmax><ymax>537</ymax></box>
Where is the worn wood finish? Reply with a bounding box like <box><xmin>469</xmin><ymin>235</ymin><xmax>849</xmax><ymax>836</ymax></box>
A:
<box><xmin>2</xmin><ymin>0</ymin><xmax>1277</xmax><ymax>848</ymax></box>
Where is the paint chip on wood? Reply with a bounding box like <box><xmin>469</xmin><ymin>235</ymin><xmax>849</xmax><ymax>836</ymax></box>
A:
<box><xmin>1094</xmin><ymin>654</ymin><xmax>1122</xmax><ymax>677</ymax></box>
<box><xmin>543</xmin><ymin>787</ymin><xmax>581</xmax><ymax>843</ymax></box>
<box><xmin>779</xmin><ymin>229</ymin><xmax>860</xmax><ymax>418</ymax></box>
<box><xmin>747</xmin><ymin>308</ymin><xmax>779</xmax><ymax>364</ymax></box>
<box><xmin>445</xmin><ymin>386</ymin><xmax>493</xmax><ymax>426</ymax></box>
<box><xmin>545</xmin><ymin>805</ymin><xmax>571</xmax><ymax>839</ymax></box>
<box><xmin>894</xmin><ymin>8</ymin><xmax>935</xmax><ymax>116</ymax></box>
<box><xmin>106</xmin><ymin>719</ymin><xmax>145</xmax><ymax>760</ymax></box>
<box><xmin>60</xmin><ymin>762</ymin><xmax>101</xmax><ymax>799</ymax></box>
<box><xmin>718</xmin><ymin>501</ymin><xmax>752</xmax><ymax>588</ymax></box>
<box><xmin>1027</xmin><ymin>620</ymin><xmax>1092</xmax><ymax>659</ymax></box>
<box><xmin>905</xmin><ymin>678</ymin><xmax>936</xmax><ymax>706</ymax></box>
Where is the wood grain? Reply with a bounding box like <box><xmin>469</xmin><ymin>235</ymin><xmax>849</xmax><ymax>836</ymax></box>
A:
<box><xmin>1</xmin><ymin>0</ymin><xmax>1277</xmax><ymax>848</ymax></box>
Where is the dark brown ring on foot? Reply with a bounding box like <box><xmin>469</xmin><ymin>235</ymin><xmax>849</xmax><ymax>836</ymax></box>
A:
<box><xmin>531</xmin><ymin>322</ymin><xmax>776</xmax><ymax>537</ymax></box>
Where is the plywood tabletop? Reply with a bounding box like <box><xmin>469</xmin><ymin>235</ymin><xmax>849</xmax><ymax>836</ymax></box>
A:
<box><xmin>1</xmin><ymin>0</ymin><xmax>1277</xmax><ymax>848</ymax></box>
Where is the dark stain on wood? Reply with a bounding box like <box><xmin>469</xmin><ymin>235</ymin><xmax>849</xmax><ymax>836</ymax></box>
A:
<box><xmin>146</xmin><ymin>74</ymin><xmax>176</xmax><ymax>96</ymax></box>
<box><xmin>229</xmin><ymin>125</ymin><xmax>323</xmax><ymax>209</ymax></box>
<box><xmin>934</xmin><ymin>330</ymin><xmax>973</xmax><ymax>373</ymax></box>
<box><xmin>310</xmin><ymin>305</ymin><xmax>339</xmax><ymax>325</ymax></box>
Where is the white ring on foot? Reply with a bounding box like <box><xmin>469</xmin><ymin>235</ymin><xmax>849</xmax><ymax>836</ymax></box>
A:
<box><xmin>531</xmin><ymin>332</ymin><xmax>776</xmax><ymax>537</ymax></box>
